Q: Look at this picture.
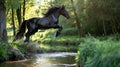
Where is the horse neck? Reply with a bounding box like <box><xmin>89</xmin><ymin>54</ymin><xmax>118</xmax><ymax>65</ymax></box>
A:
<box><xmin>52</xmin><ymin>12</ymin><xmax>60</xmax><ymax>19</ymax></box>
<box><xmin>46</xmin><ymin>12</ymin><xmax>60</xmax><ymax>23</ymax></box>
<box><xmin>44</xmin><ymin>12</ymin><xmax>61</xmax><ymax>24</ymax></box>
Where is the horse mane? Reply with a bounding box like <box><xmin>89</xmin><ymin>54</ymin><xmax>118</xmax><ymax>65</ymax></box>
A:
<box><xmin>44</xmin><ymin>6</ymin><xmax>60</xmax><ymax>17</ymax></box>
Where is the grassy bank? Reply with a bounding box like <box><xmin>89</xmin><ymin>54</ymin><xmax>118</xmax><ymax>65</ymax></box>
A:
<box><xmin>76</xmin><ymin>34</ymin><xmax>120</xmax><ymax>67</ymax></box>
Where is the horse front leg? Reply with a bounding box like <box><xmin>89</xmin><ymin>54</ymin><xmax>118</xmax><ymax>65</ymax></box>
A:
<box><xmin>56</xmin><ymin>25</ymin><xmax>63</xmax><ymax>37</ymax></box>
<box><xmin>46</xmin><ymin>24</ymin><xmax>63</xmax><ymax>37</ymax></box>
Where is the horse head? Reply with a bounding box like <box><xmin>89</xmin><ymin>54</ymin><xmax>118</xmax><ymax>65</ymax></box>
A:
<box><xmin>59</xmin><ymin>5</ymin><xmax>70</xmax><ymax>19</ymax></box>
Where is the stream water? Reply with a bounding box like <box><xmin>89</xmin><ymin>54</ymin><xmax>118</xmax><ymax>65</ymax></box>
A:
<box><xmin>0</xmin><ymin>52</ymin><xmax>77</xmax><ymax>67</ymax></box>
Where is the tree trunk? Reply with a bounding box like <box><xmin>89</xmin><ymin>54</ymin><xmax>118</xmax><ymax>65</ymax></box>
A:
<box><xmin>102</xmin><ymin>15</ymin><xmax>107</xmax><ymax>35</ymax></box>
<box><xmin>16</xmin><ymin>5</ymin><xmax>22</xmax><ymax>28</ymax></box>
<box><xmin>0</xmin><ymin>0</ymin><xmax>8</xmax><ymax>41</ymax></box>
<box><xmin>70</xmin><ymin>0</ymin><xmax>82</xmax><ymax>37</ymax></box>
<box><xmin>102</xmin><ymin>20</ymin><xmax>106</xmax><ymax>35</ymax></box>
<box><xmin>12</xmin><ymin>8</ymin><xmax>16</xmax><ymax>36</ymax></box>
<box><xmin>23</xmin><ymin>0</ymin><xmax>26</xmax><ymax>21</ymax></box>
<box><xmin>111</xmin><ymin>19</ymin><xmax>117</xmax><ymax>34</ymax></box>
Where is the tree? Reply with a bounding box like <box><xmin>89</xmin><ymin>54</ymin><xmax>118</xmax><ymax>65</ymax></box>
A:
<box><xmin>23</xmin><ymin>0</ymin><xmax>26</xmax><ymax>21</ymax></box>
<box><xmin>75</xmin><ymin>0</ymin><xmax>120</xmax><ymax>35</ymax></box>
<box><xmin>0</xmin><ymin>0</ymin><xmax>8</xmax><ymax>41</ymax></box>
<box><xmin>16</xmin><ymin>5</ymin><xmax>22</xmax><ymax>28</ymax></box>
<box><xmin>70</xmin><ymin>0</ymin><xmax>82</xmax><ymax>37</ymax></box>
<box><xmin>11</xmin><ymin>8</ymin><xmax>16</xmax><ymax>36</ymax></box>
<box><xmin>6</xmin><ymin>0</ymin><xmax>20</xmax><ymax>36</ymax></box>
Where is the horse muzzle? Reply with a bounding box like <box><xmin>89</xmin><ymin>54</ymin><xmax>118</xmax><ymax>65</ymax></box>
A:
<box><xmin>66</xmin><ymin>15</ymin><xmax>70</xmax><ymax>19</ymax></box>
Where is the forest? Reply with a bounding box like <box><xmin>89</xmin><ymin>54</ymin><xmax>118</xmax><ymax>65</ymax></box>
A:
<box><xmin>0</xmin><ymin>0</ymin><xmax>120</xmax><ymax>67</ymax></box>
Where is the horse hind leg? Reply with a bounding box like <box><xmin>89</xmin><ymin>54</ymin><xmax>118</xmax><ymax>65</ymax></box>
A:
<box><xmin>24</xmin><ymin>29</ymin><xmax>38</xmax><ymax>43</ymax></box>
<box><xmin>24</xmin><ymin>32</ymin><xmax>30</xmax><ymax>43</ymax></box>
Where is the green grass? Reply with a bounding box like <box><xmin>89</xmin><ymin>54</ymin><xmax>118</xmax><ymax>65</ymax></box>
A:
<box><xmin>76</xmin><ymin>35</ymin><xmax>120</xmax><ymax>67</ymax></box>
<box><xmin>34</xmin><ymin>36</ymin><xmax>80</xmax><ymax>45</ymax></box>
<box><xmin>40</xmin><ymin>43</ymin><xmax>77</xmax><ymax>52</ymax></box>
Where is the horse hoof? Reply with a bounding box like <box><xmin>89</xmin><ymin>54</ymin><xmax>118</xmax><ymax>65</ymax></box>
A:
<box><xmin>23</xmin><ymin>40</ymin><xmax>29</xmax><ymax>45</ymax></box>
<box><xmin>56</xmin><ymin>31</ymin><xmax>61</xmax><ymax>37</ymax></box>
<box><xmin>24</xmin><ymin>42</ymin><xmax>29</xmax><ymax>45</ymax></box>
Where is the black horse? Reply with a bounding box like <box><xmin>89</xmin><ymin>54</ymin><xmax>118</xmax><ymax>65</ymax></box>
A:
<box><xmin>13</xmin><ymin>5</ymin><xmax>70</xmax><ymax>42</ymax></box>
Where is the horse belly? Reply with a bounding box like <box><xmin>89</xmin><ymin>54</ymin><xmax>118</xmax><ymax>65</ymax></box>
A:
<box><xmin>38</xmin><ymin>19</ymin><xmax>49</xmax><ymax>26</ymax></box>
<box><xmin>37</xmin><ymin>21</ymin><xmax>50</xmax><ymax>29</ymax></box>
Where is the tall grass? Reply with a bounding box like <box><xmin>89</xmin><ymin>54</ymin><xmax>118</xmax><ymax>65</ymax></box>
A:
<box><xmin>76</xmin><ymin>36</ymin><xmax>120</xmax><ymax>67</ymax></box>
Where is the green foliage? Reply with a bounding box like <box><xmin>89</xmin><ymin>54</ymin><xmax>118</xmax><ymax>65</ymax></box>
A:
<box><xmin>0</xmin><ymin>41</ymin><xmax>10</xmax><ymax>61</ymax></box>
<box><xmin>76</xmin><ymin>36</ymin><xmax>120</xmax><ymax>67</ymax></box>
<box><xmin>52</xmin><ymin>0</ymin><xmax>66</xmax><ymax>6</ymax></box>
<box><xmin>6</xmin><ymin>0</ymin><xmax>20</xmax><ymax>9</ymax></box>
<box><xmin>75</xmin><ymin>0</ymin><xmax>120</xmax><ymax>35</ymax></box>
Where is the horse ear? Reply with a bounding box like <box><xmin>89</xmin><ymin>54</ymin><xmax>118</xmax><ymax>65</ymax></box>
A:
<box><xmin>59</xmin><ymin>5</ymin><xmax>65</xmax><ymax>10</ymax></box>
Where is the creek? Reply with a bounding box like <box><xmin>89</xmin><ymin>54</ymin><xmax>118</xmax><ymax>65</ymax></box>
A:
<box><xmin>0</xmin><ymin>52</ymin><xmax>77</xmax><ymax>67</ymax></box>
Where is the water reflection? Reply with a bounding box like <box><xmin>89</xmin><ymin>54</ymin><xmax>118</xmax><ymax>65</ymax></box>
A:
<box><xmin>0</xmin><ymin>52</ymin><xmax>77</xmax><ymax>67</ymax></box>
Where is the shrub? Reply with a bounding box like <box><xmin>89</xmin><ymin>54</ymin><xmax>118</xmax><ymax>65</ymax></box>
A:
<box><xmin>0</xmin><ymin>40</ymin><xmax>9</xmax><ymax>62</ymax></box>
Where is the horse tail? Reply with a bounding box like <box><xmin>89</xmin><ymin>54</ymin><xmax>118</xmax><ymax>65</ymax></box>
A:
<box><xmin>13</xmin><ymin>20</ymin><xmax>27</xmax><ymax>41</ymax></box>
